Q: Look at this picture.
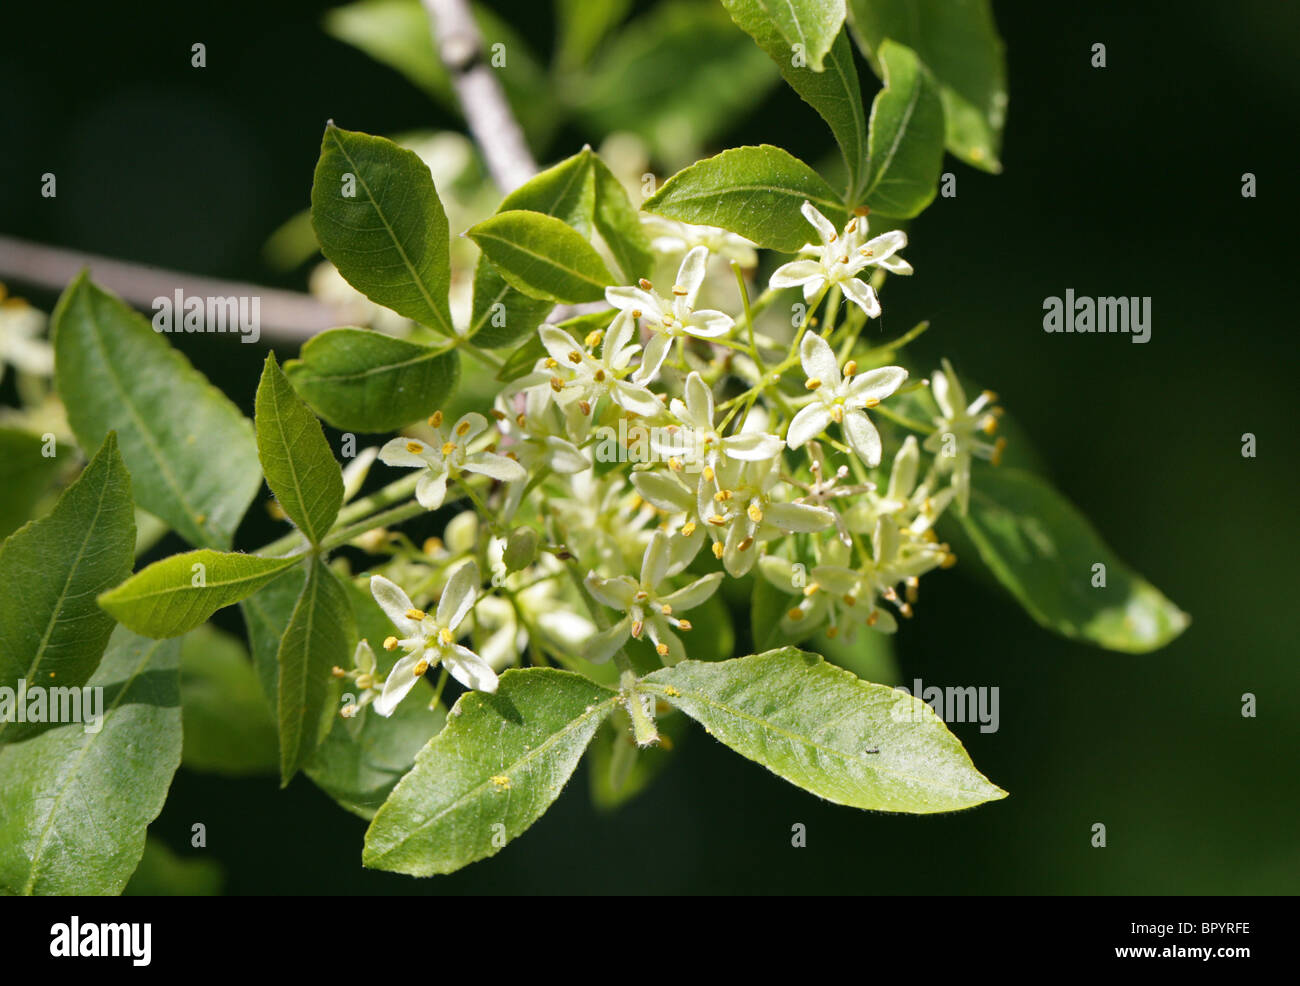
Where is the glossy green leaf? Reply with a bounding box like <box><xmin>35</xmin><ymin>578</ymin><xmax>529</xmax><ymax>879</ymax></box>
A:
<box><xmin>723</xmin><ymin>0</ymin><xmax>866</xmax><ymax>198</ymax></box>
<box><xmin>645</xmin><ymin>648</ymin><xmax>1007</xmax><ymax>812</ymax></box>
<box><xmin>958</xmin><ymin>467</ymin><xmax>1190</xmax><ymax>653</ymax></box>
<box><xmin>99</xmin><ymin>549</ymin><xmax>299</xmax><ymax>639</ymax></box>
<box><xmin>363</xmin><ymin>668</ymin><xmax>617</xmax><ymax>875</ymax></box>
<box><xmin>644</xmin><ymin>144</ymin><xmax>846</xmax><ymax>253</ymax></box>
<box><xmin>592</xmin><ymin>153</ymin><xmax>654</xmax><ymax>280</ymax></box>
<box><xmin>467</xmin><ymin>210</ymin><xmax>616</xmax><ymax>304</ymax></box>
<box><xmin>312</xmin><ymin>124</ymin><xmax>454</xmax><ymax>335</ymax></box>
<box><xmin>0</xmin><ymin>428</ymin><xmax>62</xmax><ymax>540</ymax></box>
<box><xmin>179</xmin><ymin>625</ymin><xmax>278</xmax><ymax>777</ymax></box>
<box><xmin>848</xmin><ymin>0</ymin><xmax>1007</xmax><ymax>172</ymax></box>
<box><xmin>0</xmin><ymin>627</ymin><xmax>182</xmax><ymax>895</ymax></box>
<box><xmin>0</xmin><ymin>434</ymin><xmax>134</xmax><ymax>743</ymax></box>
<box><xmin>285</xmin><ymin>328</ymin><xmax>460</xmax><ymax>433</ymax></box>
<box><xmin>469</xmin><ymin>151</ymin><xmax>597</xmax><ymax>348</ymax></box>
<box><xmin>277</xmin><ymin>558</ymin><xmax>354</xmax><ymax>785</ymax></box>
<box><xmin>51</xmin><ymin>274</ymin><xmax>260</xmax><ymax>549</ymax></box>
<box><xmin>305</xmin><ymin>581</ymin><xmax>445</xmax><ymax>819</ymax></box>
<box><xmin>861</xmin><ymin>40</ymin><xmax>945</xmax><ymax>217</ymax></box>
<box><xmin>256</xmin><ymin>353</ymin><xmax>343</xmax><ymax>546</ymax></box>
<box><xmin>744</xmin><ymin>0</ymin><xmax>845</xmax><ymax>71</ymax></box>
<box><xmin>570</xmin><ymin>1</ymin><xmax>779</xmax><ymax>169</ymax></box>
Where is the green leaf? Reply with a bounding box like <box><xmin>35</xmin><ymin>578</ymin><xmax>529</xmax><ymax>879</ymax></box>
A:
<box><xmin>277</xmin><ymin>558</ymin><xmax>354</xmax><ymax>785</ymax></box>
<box><xmin>256</xmin><ymin>353</ymin><xmax>343</xmax><ymax>546</ymax></box>
<box><xmin>241</xmin><ymin>565</ymin><xmax>307</xmax><ymax>708</ymax></box>
<box><xmin>0</xmin><ymin>627</ymin><xmax>182</xmax><ymax>895</ymax></box>
<box><xmin>644</xmin><ymin>144</ymin><xmax>846</xmax><ymax>253</ymax></box>
<box><xmin>285</xmin><ymin>328</ymin><xmax>460</xmax><ymax>433</ymax></box>
<box><xmin>556</xmin><ymin>0</ymin><xmax>632</xmax><ymax>71</ymax></box>
<box><xmin>468</xmin><ymin>210</ymin><xmax>616</xmax><ymax>304</ymax></box>
<box><xmin>0</xmin><ymin>433</ymin><xmax>134</xmax><ymax>743</ymax></box>
<box><xmin>645</xmin><ymin>648</ymin><xmax>1006</xmax><ymax>812</ymax></box>
<box><xmin>124</xmin><ymin>837</ymin><xmax>224</xmax><ymax>896</ymax></box>
<box><xmin>363</xmin><ymin>668</ymin><xmax>617</xmax><ymax>875</ymax></box>
<box><xmin>51</xmin><ymin>274</ymin><xmax>260</xmax><ymax>549</ymax></box>
<box><xmin>0</xmin><ymin>429</ymin><xmax>62</xmax><ymax>540</ymax></box>
<box><xmin>592</xmin><ymin>153</ymin><xmax>654</xmax><ymax>281</ymax></box>
<box><xmin>99</xmin><ymin>549</ymin><xmax>299</xmax><ymax>639</ymax></box>
<box><xmin>179</xmin><ymin>625</ymin><xmax>278</xmax><ymax>777</ymax></box>
<box><xmin>956</xmin><ymin>467</ymin><xmax>1190</xmax><ymax>653</ymax></box>
<box><xmin>469</xmin><ymin>150</ymin><xmax>597</xmax><ymax>349</ymax></box>
<box><xmin>570</xmin><ymin>1</ymin><xmax>780</xmax><ymax>169</ymax></box>
<box><xmin>861</xmin><ymin>39</ymin><xmax>945</xmax><ymax>217</ymax></box>
<box><xmin>722</xmin><ymin>0</ymin><xmax>867</xmax><ymax>198</ymax></box>
<box><xmin>848</xmin><ymin>0</ymin><xmax>1006</xmax><ymax>172</ymax></box>
<box><xmin>745</xmin><ymin>0</ymin><xmax>845</xmax><ymax>72</ymax></box>
<box><xmin>312</xmin><ymin>124</ymin><xmax>454</xmax><ymax>335</ymax></box>
<box><xmin>305</xmin><ymin>581</ymin><xmax>444</xmax><ymax>819</ymax></box>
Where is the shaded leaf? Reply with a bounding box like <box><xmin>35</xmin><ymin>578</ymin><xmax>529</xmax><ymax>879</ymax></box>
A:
<box><xmin>179</xmin><ymin>625</ymin><xmax>278</xmax><ymax>777</ymax></box>
<box><xmin>861</xmin><ymin>40</ymin><xmax>945</xmax><ymax>217</ymax></box>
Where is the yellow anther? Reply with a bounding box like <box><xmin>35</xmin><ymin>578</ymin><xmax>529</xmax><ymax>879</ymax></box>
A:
<box><xmin>441</xmin><ymin>441</ymin><xmax>457</xmax><ymax>456</ymax></box>
<box><xmin>826</xmin><ymin>625</ymin><xmax>839</xmax><ymax>639</ymax></box>
<box><xmin>406</xmin><ymin>441</ymin><xmax>424</xmax><ymax>454</ymax></box>
<box><xmin>515</xmin><ymin>413</ymin><xmax>527</xmax><ymax>427</ymax></box>
<box><xmin>455</xmin><ymin>420</ymin><xmax>470</xmax><ymax>437</ymax></box>
<box><xmin>738</xmin><ymin>536</ymin><xmax>753</xmax><ymax>552</ymax></box>
<box><xmin>787</xmin><ymin>607</ymin><xmax>805</xmax><ymax>622</ymax></box>
<box><xmin>707</xmin><ymin>514</ymin><xmax>727</xmax><ymax>526</ymax></box>
<box><xmin>664</xmin><ymin>685</ymin><xmax>681</xmax><ymax>697</ymax></box>
<box><xmin>550</xmin><ymin>377</ymin><xmax>565</xmax><ymax>392</ymax></box>
<box><xmin>631</xmin><ymin>620</ymin><xmax>644</xmax><ymax>639</ymax></box>
<box><xmin>982</xmin><ymin>416</ymin><xmax>999</xmax><ymax>436</ymax></box>
<box><xmin>490</xmin><ymin>408</ymin><xmax>506</xmax><ymax>421</ymax></box>
<box><xmin>383</xmin><ymin>636</ymin><xmax>399</xmax><ymax>651</ymax></box>
<box><xmin>830</xmin><ymin>406</ymin><xmax>845</xmax><ymax>423</ymax></box>
<box><xmin>671</xmin><ymin>284</ymin><xmax>687</xmax><ymax>296</ymax></box>
<box><xmin>982</xmin><ymin>390</ymin><xmax>999</xmax><ymax>403</ymax></box>
<box><xmin>423</xmin><ymin>536</ymin><xmax>444</xmax><ymax>554</ymax></box>
<box><xmin>941</xmin><ymin>552</ymin><xmax>958</xmax><ymax>569</ymax></box>
<box><xmin>844</xmin><ymin>360</ymin><xmax>858</xmax><ymax>376</ymax></box>
<box><xmin>681</xmin><ymin>521</ymin><xmax>696</xmax><ymax>536</ymax></box>
<box><xmin>659</xmin><ymin>603</ymin><xmax>672</xmax><ymax>615</ymax></box>
<box><xmin>854</xmin><ymin>205</ymin><xmax>870</xmax><ymax>217</ymax></box>
<box><xmin>413</xmin><ymin>659</ymin><xmax>430</xmax><ymax>676</ymax></box>
<box><xmin>340</xmin><ymin>703</ymin><xmax>358</xmax><ymax>718</ymax></box>
<box><xmin>669</xmin><ymin>457</ymin><xmax>683</xmax><ymax>472</ymax></box>
<box><xmin>866</xmin><ymin>610</ymin><xmax>879</xmax><ymax>627</ymax></box>
<box><xmin>747</xmin><ymin>504</ymin><xmax>763</xmax><ymax>522</ymax></box>
<box><xmin>677</xmin><ymin>619</ymin><xmax>692</xmax><ymax>631</ymax></box>
<box><xmin>638</xmin><ymin>278</ymin><xmax>653</xmax><ymax>291</ymax></box>
<box><xmin>803</xmin><ymin>582</ymin><xmax>820</xmax><ymax>597</ymax></box>
<box><xmin>438</xmin><ymin>628</ymin><xmax>453</xmax><ymax>645</ymax></box>
<box><xmin>545</xmin><ymin>357</ymin><xmax>559</xmax><ymax>369</ymax></box>
<box><xmin>567</xmin><ymin>350</ymin><xmax>583</xmax><ymax>364</ymax></box>
<box><xmin>631</xmin><ymin>309</ymin><xmax>643</xmax><ymax>319</ymax></box>
<box><xmin>594</xmin><ymin>369</ymin><xmax>606</xmax><ymax>382</ymax></box>
<box><xmin>714</xmin><ymin>489</ymin><xmax>732</xmax><ymax>502</ymax></box>
<box><xmin>429</xmin><ymin>410</ymin><xmax>444</xmax><ymax>427</ymax></box>
<box><xmin>805</xmin><ymin>377</ymin><xmax>822</xmax><ymax>391</ymax></box>
<box><xmin>702</xmin><ymin>465</ymin><xmax>715</xmax><ymax>482</ymax></box>
<box><xmin>858</xmin><ymin>247</ymin><xmax>873</xmax><ymax>258</ymax></box>
<box><xmin>712</xmin><ymin>542</ymin><xmax>725</xmax><ymax>559</ymax></box>
<box><xmin>845</xmin><ymin>219</ymin><xmax>857</xmax><ymax>234</ymax></box>
<box><xmin>992</xmin><ymin>437</ymin><xmax>1007</xmax><ymax>466</ymax></box>
<box><xmin>331</xmin><ymin>666</ymin><xmax>346</xmax><ymax>678</ymax></box>
<box><xmin>656</xmin><ymin>643</ymin><xmax>670</xmax><ymax>656</ymax></box>
<box><xmin>634</xmin><ymin>590</ymin><xmax>649</xmax><ymax>602</ymax></box>
<box><xmin>843</xmin><ymin>593</ymin><xmax>857</xmax><ymax>606</ymax></box>
<box><xmin>863</xmin><ymin>397</ymin><xmax>880</xmax><ymax>408</ymax></box>
<box><xmin>405</xmin><ymin>607</ymin><xmax>426</xmax><ymax>621</ymax></box>
<box><xmin>578</xmin><ymin>400</ymin><xmax>592</xmax><ymax>416</ymax></box>
<box><xmin>584</xmin><ymin>329</ymin><xmax>604</xmax><ymax>348</ymax></box>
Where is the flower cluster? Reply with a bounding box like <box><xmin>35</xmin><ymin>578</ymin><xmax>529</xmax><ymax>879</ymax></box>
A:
<box><xmin>350</xmin><ymin>203</ymin><xmax>1005</xmax><ymax>719</ymax></box>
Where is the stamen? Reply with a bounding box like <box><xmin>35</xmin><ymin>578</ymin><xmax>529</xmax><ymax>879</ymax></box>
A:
<box><xmin>584</xmin><ymin>329</ymin><xmax>604</xmax><ymax>348</ymax></box>
<box><xmin>405</xmin><ymin>608</ymin><xmax>426</xmax><ymax>621</ymax></box>
<box><xmin>671</xmin><ymin>285</ymin><xmax>687</xmax><ymax>297</ymax></box>
<box><xmin>406</xmin><ymin>441</ymin><xmax>424</xmax><ymax>454</ymax></box>
<box><xmin>438</xmin><ymin>628</ymin><xmax>453</xmax><ymax>645</ymax></box>
<box><xmin>456</xmin><ymin>420</ymin><xmax>471</xmax><ymax>436</ymax></box>
<box><xmin>550</xmin><ymin>377</ymin><xmax>565</xmax><ymax>392</ymax></box>
<box><xmin>638</xmin><ymin>279</ymin><xmax>653</xmax><ymax>291</ymax></box>
<box><xmin>707</xmin><ymin>514</ymin><xmax>727</xmax><ymax>526</ymax></box>
<box><xmin>712</xmin><ymin>542</ymin><xmax>725</xmax><ymax>559</ymax></box>
<box><xmin>843</xmin><ymin>360</ymin><xmax>858</xmax><ymax>376</ymax></box>
<box><xmin>441</xmin><ymin>441</ymin><xmax>457</xmax><ymax>456</ymax></box>
<box><xmin>830</xmin><ymin>406</ymin><xmax>844</xmax><ymax>423</ymax></box>
<box><xmin>677</xmin><ymin>619</ymin><xmax>692</xmax><ymax>631</ymax></box>
<box><xmin>631</xmin><ymin>620</ymin><xmax>644</xmax><ymax>638</ymax></box>
<box><xmin>681</xmin><ymin>521</ymin><xmax>696</xmax><ymax>536</ymax></box>
<box><xmin>656</xmin><ymin>643</ymin><xmax>670</xmax><ymax>656</ymax></box>
<box><xmin>594</xmin><ymin>369</ymin><xmax>606</xmax><ymax>382</ymax></box>
<box><xmin>383</xmin><ymin>636</ymin><xmax>399</xmax><ymax>651</ymax></box>
<box><xmin>738</xmin><ymin>536</ymin><xmax>753</xmax><ymax>552</ymax></box>
<box><xmin>747</xmin><ymin>504</ymin><xmax>763</xmax><ymax>522</ymax></box>
<box><xmin>805</xmin><ymin>377</ymin><xmax>822</xmax><ymax>391</ymax></box>
<box><xmin>413</xmin><ymin>659</ymin><xmax>430</xmax><ymax>676</ymax></box>
<box><xmin>992</xmin><ymin>438</ymin><xmax>1007</xmax><ymax>466</ymax></box>
<box><xmin>787</xmin><ymin>607</ymin><xmax>805</xmax><ymax>622</ymax></box>
<box><xmin>429</xmin><ymin>410</ymin><xmax>444</xmax><ymax>427</ymax></box>
<box><xmin>863</xmin><ymin>397</ymin><xmax>880</xmax><ymax>408</ymax></box>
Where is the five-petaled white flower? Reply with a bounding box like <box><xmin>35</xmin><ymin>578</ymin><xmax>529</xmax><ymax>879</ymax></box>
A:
<box><xmin>379</xmin><ymin>411</ymin><xmax>526</xmax><ymax>510</ymax></box>
<box><xmin>769</xmin><ymin>202</ymin><xmax>911</xmax><ymax>317</ymax></box>
<box><xmin>786</xmin><ymin>333</ymin><xmax>907</xmax><ymax>467</ymax></box>
<box><xmin>922</xmin><ymin>358</ymin><xmax>1005</xmax><ymax>514</ymax></box>
<box><xmin>653</xmin><ymin>371</ymin><xmax>783</xmax><ymax>472</ymax></box>
<box><xmin>606</xmin><ymin>245</ymin><xmax>734</xmax><ymax>381</ymax></box>
<box><xmin>370</xmin><ymin>561</ymin><xmax>497</xmax><ymax>716</ymax></box>
<box><xmin>531</xmin><ymin>310</ymin><xmax>661</xmax><ymax>416</ymax></box>
<box><xmin>583</xmin><ymin>531</ymin><xmax>723</xmax><ymax>665</ymax></box>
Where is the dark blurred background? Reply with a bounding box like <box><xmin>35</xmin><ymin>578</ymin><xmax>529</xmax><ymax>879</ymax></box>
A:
<box><xmin>2</xmin><ymin>0</ymin><xmax>1296</xmax><ymax>894</ymax></box>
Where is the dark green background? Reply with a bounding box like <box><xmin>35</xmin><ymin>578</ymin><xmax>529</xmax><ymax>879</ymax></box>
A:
<box><xmin>2</xmin><ymin>0</ymin><xmax>1295</xmax><ymax>894</ymax></box>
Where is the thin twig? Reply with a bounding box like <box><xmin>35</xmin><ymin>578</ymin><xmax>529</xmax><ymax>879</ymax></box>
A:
<box><xmin>422</xmin><ymin>0</ymin><xmax>536</xmax><ymax>194</ymax></box>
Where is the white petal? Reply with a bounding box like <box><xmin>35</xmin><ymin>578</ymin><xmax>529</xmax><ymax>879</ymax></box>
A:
<box><xmin>765</xmin><ymin>501</ymin><xmax>835</xmax><ymax>533</ymax></box>
<box><xmin>603</xmin><ymin>308</ymin><xmax>637</xmax><ymax>363</ymax></box>
<box><xmin>799</xmin><ymin>332</ymin><xmax>841</xmax><ymax>388</ymax></box>
<box><xmin>370</xmin><ymin>575</ymin><xmax>421</xmax><ymax>636</ymax></box>
<box><xmin>721</xmin><ymin>431</ymin><xmax>784</xmax><ymax>461</ymax></box>
<box><xmin>583</xmin><ymin>619</ymin><xmax>631</xmax><ymax>664</ymax></box>
<box><xmin>415</xmin><ymin>470</ymin><xmax>448</xmax><ymax>510</ymax></box>
<box><xmin>683</xmin><ymin>310</ymin><xmax>733</xmax><ymax>338</ymax></box>
<box><xmin>372</xmin><ymin>651</ymin><xmax>425</xmax><ymax>717</ymax></box>
<box><xmin>847</xmin><ymin>365</ymin><xmax>907</xmax><ymax>405</ymax></box>
<box><xmin>645</xmin><ymin>617</ymin><xmax>686</xmax><ymax>665</ymax></box>
<box><xmin>379</xmin><ymin>436</ymin><xmax>433</xmax><ymax>469</ymax></box>
<box><xmin>862</xmin><ymin>229</ymin><xmax>907</xmax><ymax>263</ymax></box>
<box><xmin>888</xmin><ymin>435</ymin><xmax>920</xmax><ymax>500</ymax></box>
<box><xmin>631</xmin><ymin>470</ymin><xmax>695</xmax><ymax>512</ymax></box>
<box><xmin>659</xmin><ymin>571</ymin><xmax>723</xmax><ymax>611</ymax></box>
<box><xmin>675</xmin><ymin>245</ymin><xmax>709</xmax><ymax>309</ymax></box>
<box><xmin>843</xmin><ymin>409</ymin><xmax>883</xmax><ymax>467</ymax></box>
<box><xmin>437</xmin><ymin>559</ymin><xmax>480</xmax><ymax>631</ymax></box>
<box><xmin>353</xmin><ymin>639</ymin><xmax>377</xmax><ymax>675</ymax></box>
<box><xmin>452</xmin><ymin>412</ymin><xmax>488</xmax><ymax>444</ymax></box>
<box><xmin>540</xmin><ymin>324</ymin><xmax>583</xmax><ymax>364</ymax></box>
<box><xmin>876</xmin><ymin>254</ymin><xmax>913</xmax><ymax>275</ymax></box>
<box><xmin>443</xmin><ymin>644</ymin><xmax>499</xmax><ymax>693</ymax></box>
<box><xmin>462</xmin><ymin>451</ymin><xmax>527</xmax><ymax>482</ymax></box>
<box><xmin>633</xmin><ymin>331</ymin><xmax>671</xmax><ymax>385</ymax></box>
<box><xmin>611</xmin><ymin>381</ymin><xmax>662</xmax><ymax>417</ymax></box>
<box><xmin>786</xmin><ymin>402</ymin><xmax>833</xmax><ymax>449</ymax></box>
<box><xmin>800</xmin><ymin>200</ymin><xmax>838</xmax><ymax>246</ymax></box>
<box><xmin>640</xmin><ymin>530</ymin><xmax>671</xmax><ymax>588</ymax></box>
<box><xmin>584</xmin><ymin>573</ymin><xmax>638</xmax><ymax>609</ymax></box>
<box><xmin>769</xmin><ymin>260</ymin><xmax>824</xmax><ymax>290</ymax></box>
<box><xmin>684</xmin><ymin>372</ymin><xmax>714</xmax><ymax>427</ymax></box>
<box><xmin>544</xmin><ymin>437</ymin><xmax>588</xmax><ymax>474</ymax></box>
<box><xmin>605</xmin><ymin>286</ymin><xmax>663</xmax><ymax>322</ymax></box>
<box><xmin>840</xmin><ymin>277</ymin><xmax>881</xmax><ymax>318</ymax></box>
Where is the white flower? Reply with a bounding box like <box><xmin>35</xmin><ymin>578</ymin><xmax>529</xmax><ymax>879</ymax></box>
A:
<box><xmin>379</xmin><ymin>411</ymin><xmax>526</xmax><ymax>511</ymax></box>
<box><xmin>654</xmin><ymin>371</ymin><xmax>783</xmax><ymax>471</ymax></box>
<box><xmin>337</xmin><ymin>639</ymin><xmax>382</xmax><ymax>719</ymax></box>
<box><xmin>768</xmin><ymin>202</ymin><xmax>911</xmax><ymax>317</ymax></box>
<box><xmin>531</xmin><ymin>311</ymin><xmax>661</xmax><ymax>416</ymax></box>
<box><xmin>605</xmin><ymin>246</ymin><xmax>734</xmax><ymax>381</ymax></box>
<box><xmin>842</xmin><ymin>435</ymin><xmax>954</xmax><ymax>538</ymax></box>
<box><xmin>369</xmin><ymin>562</ymin><xmax>497</xmax><ymax>715</ymax></box>
<box><xmin>640</xmin><ymin>215</ymin><xmax>758</xmax><ymax>268</ymax></box>
<box><xmin>0</xmin><ymin>290</ymin><xmax>53</xmax><ymax>378</ymax></box>
<box><xmin>922</xmin><ymin>358</ymin><xmax>1005</xmax><ymax>514</ymax></box>
<box><xmin>759</xmin><ymin>541</ymin><xmax>898</xmax><ymax>639</ymax></box>
<box><xmin>582</xmin><ymin>531</ymin><xmax>722</xmax><ymax>664</ymax></box>
<box><xmin>786</xmin><ymin>333</ymin><xmax>907</xmax><ymax>467</ymax></box>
